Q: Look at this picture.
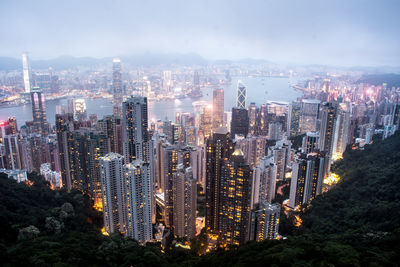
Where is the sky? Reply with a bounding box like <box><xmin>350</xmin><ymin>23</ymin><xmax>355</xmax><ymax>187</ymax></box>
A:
<box><xmin>1</xmin><ymin>0</ymin><xmax>399</xmax><ymax>66</ymax></box>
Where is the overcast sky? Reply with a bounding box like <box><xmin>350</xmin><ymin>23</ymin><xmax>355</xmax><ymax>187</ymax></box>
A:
<box><xmin>1</xmin><ymin>0</ymin><xmax>399</xmax><ymax>66</ymax></box>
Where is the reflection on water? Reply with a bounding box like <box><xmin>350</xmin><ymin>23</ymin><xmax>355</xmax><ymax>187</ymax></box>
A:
<box><xmin>0</xmin><ymin>76</ymin><xmax>300</xmax><ymax>127</ymax></box>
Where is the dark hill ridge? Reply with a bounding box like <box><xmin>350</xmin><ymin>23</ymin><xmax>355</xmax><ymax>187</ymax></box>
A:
<box><xmin>1</xmin><ymin>133</ymin><xmax>400</xmax><ymax>266</ymax></box>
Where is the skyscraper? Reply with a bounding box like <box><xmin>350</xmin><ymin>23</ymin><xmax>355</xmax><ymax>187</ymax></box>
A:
<box><xmin>125</xmin><ymin>160</ymin><xmax>153</xmax><ymax>243</ymax></box>
<box><xmin>22</xmin><ymin>53</ymin><xmax>32</xmax><ymax>93</ymax></box>
<box><xmin>301</xmin><ymin>132</ymin><xmax>320</xmax><ymax>153</ymax></box>
<box><xmin>299</xmin><ymin>99</ymin><xmax>321</xmax><ymax>133</ymax></box>
<box><xmin>31</xmin><ymin>87</ymin><xmax>48</xmax><ymax>135</ymax></box>
<box><xmin>319</xmin><ymin>102</ymin><xmax>338</xmax><ymax>177</ymax></box>
<box><xmin>73</xmin><ymin>99</ymin><xmax>87</xmax><ymax>121</ymax></box>
<box><xmin>205</xmin><ymin>129</ymin><xmax>234</xmax><ymax>233</ymax></box>
<box><xmin>212</xmin><ymin>89</ymin><xmax>224</xmax><ymax>130</ymax></box>
<box><xmin>173</xmin><ymin>165</ymin><xmax>197</xmax><ymax>239</ymax></box>
<box><xmin>122</xmin><ymin>96</ymin><xmax>149</xmax><ymax>163</ymax></box>
<box><xmin>100</xmin><ymin>153</ymin><xmax>127</xmax><ymax>235</ymax></box>
<box><xmin>249</xmin><ymin>201</ymin><xmax>280</xmax><ymax>241</ymax></box>
<box><xmin>231</xmin><ymin>108</ymin><xmax>249</xmax><ymax>138</ymax></box>
<box><xmin>237</xmin><ymin>81</ymin><xmax>246</xmax><ymax>109</ymax></box>
<box><xmin>219</xmin><ymin>148</ymin><xmax>253</xmax><ymax>246</ymax></box>
<box><xmin>112</xmin><ymin>58</ymin><xmax>123</xmax><ymax>118</ymax></box>
<box><xmin>248</xmin><ymin>102</ymin><xmax>257</xmax><ymax>135</ymax></box>
<box><xmin>253</xmin><ymin>155</ymin><xmax>277</xmax><ymax>206</ymax></box>
<box><xmin>289</xmin><ymin>153</ymin><xmax>325</xmax><ymax>209</ymax></box>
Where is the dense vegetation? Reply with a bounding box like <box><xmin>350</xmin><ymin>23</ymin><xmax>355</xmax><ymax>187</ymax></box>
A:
<box><xmin>1</xmin><ymin>133</ymin><xmax>400</xmax><ymax>266</ymax></box>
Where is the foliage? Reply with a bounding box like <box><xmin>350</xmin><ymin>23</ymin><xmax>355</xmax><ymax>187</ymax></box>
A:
<box><xmin>1</xmin><ymin>132</ymin><xmax>400</xmax><ymax>265</ymax></box>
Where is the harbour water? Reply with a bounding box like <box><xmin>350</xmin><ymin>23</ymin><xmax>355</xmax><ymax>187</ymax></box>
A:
<box><xmin>0</xmin><ymin>76</ymin><xmax>301</xmax><ymax>127</ymax></box>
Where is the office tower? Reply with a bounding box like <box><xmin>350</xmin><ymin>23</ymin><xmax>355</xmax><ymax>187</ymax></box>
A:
<box><xmin>248</xmin><ymin>102</ymin><xmax>257</xmax><ymax>135</ymax></box>
<box><xmin>173</xmin><ymin>166</ymin><xmax>197</xmax><ymax>239</ymax></box>
<box><xmin>162</xmin><ymin>70</ymin><xmax>172</xmax><ymax>93</ymax></box>
<box><xmin>265</xmin><ymin>101</ymin><xmax>290</xmax><ymax>133</ymax></box>
<box><xmin>212</xmin><ymin>89</ymin><xmax>224</xmax><ymax>130</ymax></box>
<box><xmin>253</xmin><ymin>155</ymin><xmax>277</xmax><ymax>206</ymax></box>
<box><xmin>301</xmin><ymin>132</ymin><xmax>319</xmax><ymax>153</ymax></box>
<box><xmin>163</xmin><ymin>144</ymin><xmax>192</xmax><ymax>228</ymax></box>
<box><xmin>30</xmin><ymin>87</ymin><xmax>48</xmax><ymax>135</ymax></box>
<box><xmin>125</xmin><ymin>160</ymin><xmax>153</xmax><ymax>243</ymax></box>
<box><xmin>8</xmin><ymin>117</ymin><xmax>18</xmax><ymax>134</ymax></box>
<box><xmin>289</xmin><ymin>153</ymin><xmax>325</xmax><ymax>209</ymax></box>
<box><xmin>299</xmin><ymin>99</ymin><xmax>321</xmax><ymax>133</ymax></box>
<box><xmin>289</xmin><ymin>101</ymin><xmax>301</xmax><ymax>137</ymax></box>
<box><xmin>3</xmin><ymin>135</ymin><xmax>22</xmax><ymax>170</ymax></box>
<box><xmin>51</xmin><ymin>74</ymin><xmax>59</xmax><ymax>94</ymax></box>
<box><xmin>319</xmin><ymin>102</ymin><xmax>338</xmax><ymax>176</ymax></box>
<box><xmin>40</xmin><ymin>163</ymin><xmax>61</xmax><ymax>189</ymax></box>
<box><xmin>249</xmin><ymin>201</ymin><xmax>280</xmax><ymax>241</ymax></box>
<box><xmin>112</xmin><ymin>58</ymin><xmax>123</xmax><ymax>118</ymax></box>
<box><xmin>237</xmin><ymin>81</ymin><xmax>247</xmax><ymax>109</ymax></box>
<box><xmin>205</xmin><ymin>129</ymin><xmax>234</xmax><ymax>233</ymax></box>
<box><xmin>219</xmin><ymin>149</ymin><xmax>253</xmax><ymax>246</ymax></box>
<box><xmin>231</xmin><ymin>108</ymin><xmax>249</xmax><ymax>138</ymax></box>
<box><xmin>100</xmin><ymin>153</ymin><xmax>126</xmax><ymax>235</ymax></box>
<box><xmin>122</xmin><ymin>96</ymin><xmax>149</xmax><ymax>163</ymax></box>
<box><xmin>154</xmin><ymin>134</ymin><xmax>168</xmax><ymax>192</ymax></box>
<box><xmin>22</xmin><ymin>53</ymin><xmax>32</xmax><ymax>93</ymax></box>
<box><xmin>73</xmin><ymin>99</ymin><xmax>87</xmax><ymax>121</ymax></box>
<box><xmin>184</xmin><ymin>126</ymin><xmax>197</xmax><ymax>146</ymax></box>
<box><xmin>235</xmin><ymin>135</ymin><xmax>266</xmax><ymax>168</ymax></box>
<box><xmin>200</xmin><ymin>105</ymin><xmax>213</xmax><ymax>139</ymax></box>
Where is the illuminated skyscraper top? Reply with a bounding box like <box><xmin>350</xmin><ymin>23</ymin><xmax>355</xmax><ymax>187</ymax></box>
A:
<box><xmin>237</xmin><ymin>81</ymin><xmax>246</xmax><ymax>109</ymax></box>
<box><xmin>22</xmin><ymin>53</ymin><xmax>32</xmax><ymax>93</ymax></box>
<box><xmin>112</xmin><ymin>58</ymin><xmax>123</xmax><ymax>118</ymax></box>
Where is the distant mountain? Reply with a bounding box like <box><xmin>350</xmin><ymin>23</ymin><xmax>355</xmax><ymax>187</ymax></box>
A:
<box><xmin>358</xmin><ymin>73</ymin><xmax>400</xmax><ymax>87</ymax></box>
<box><xmin>0</xmin><ymin>53</ymin><xmax>209</xmax><ymax>71</ymax></box>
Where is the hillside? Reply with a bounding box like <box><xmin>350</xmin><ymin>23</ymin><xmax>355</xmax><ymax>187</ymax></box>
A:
<box><xmin>1</xmin><ymin>133</ymin><xmax>400</xmax><ymax>266</ymax></box>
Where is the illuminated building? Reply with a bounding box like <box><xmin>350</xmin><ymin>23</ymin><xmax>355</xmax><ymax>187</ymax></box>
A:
<box><xmin>252</xmin><ymin>155</ymin><xmax>277</xmax><ymax>206</ymax></box>
<box><xmin>235</xmin><ymin>135</ymin><xmax>266</xmax><ymax>168</ymax></box>
<box><xmin>299</xmin><ymin>99</ymin><xmax>320</xmax><ymax>133</ymax></box>
<box><xmin>3</xmin><ymin>134</ymin><xmax>22</xmax><ymax>170</ymax></box>
<box><xmin>163</xmin><ymin>144</ymin><xmax>192</xmax><ymax>229</ymax></box>
<box><xmin>0</xmin><ymin>168</ymin><xmax>27</xmax><ymax>183</ymax></box>
<box><xmin>122</xmin><ymin>96</ymin><xmax>150</xmax><ymax>163</ymax></box>
<box><xmin>231</xmin><ymin>107</ymin><xmax>249</xmax><ymax>138</ymax></box>
<box><xmin>99</xmin><ymin>153</ymin><xmax>126</xmax><ymax>235</ymax></box>
<box><xmin>125</xmin><ymin>160</ymin><xmax>153</xmax><ymax>243</ymax></box>
<box><xmin>190</xmin><ymin>145</ymin><xmax>206</xmax><ymax>192</ymax></box>
<box><xmin>248</xmin><ymin>102</ymin><xmax>257</xmax><ymax>135</ymax></box>
<box><xmin>22</xmin><ymin>53</ymin><xmax>32</xmax><ymax>93</ymax></box>
<box><xmin>30</xmin><ymin>87</ymin><xmax>48</xmax><ymax>136</ymax></box>
<box><xmin>89</xmin><ymin>114</ymin><xmax>98</xmax><ymax>126</ymax></box>
<box><xmin>301</xmin><ymin>132</ymin><xmax>319</xmax><ymax>153</ymax></box>
<box><xmin>237</xmin><ymin>81</ymin><xmax>247</xmax><ymax>109</ymax></box>
<box><xmin>332</xmin><ymin>104</ymin><xmax>350</xmax><ymax>156</ymax></box>
<box><xmin>7</xmin><ymin>117</ymin><xmax>18</xmax><ymax>134</ymax></box>
<box><xmin>319</xmin><ymin>102</ymin><xmax>338</xmax><ymax>177</ymax></box>
<box><xmin>172</xmin><ymin>165</ymin><xmax>197</xmax><ymax>239</ymax></box>
<box><xmin>200</xmin><ymin>105</ymin><xmax>213</xmax><ymax>140</ymax></box>
<box><xmin>249</xmin><ymin>201</ymin><xmax>280</xmax><ymax>241</ymax></box>
<box><xmin>289</xmin><ymin>101</ymin><xmax>301</xmax><ymax>137</ymax></box>
<box><xmin>205</xmin><ymin>128</ymin><xmax>234</xmax><ymax>233</ymax></box>
<box><xmin>97</xmin><ymin>115</ymin><xmax>123</xmax><ymax>155</ymax></box>
<box><xmin>289</xmin><ymin>153</ymin><xmax>325</xmax><ymax>209</ymax></box>
<box><xmin>212</xmin><ymin>89</ymin><xmax>224</xmax><ymax>130</ymax></box>
<box><xmin>162</xmin><ymin>70</ymin><xmax>172</xmax><ymax>93</ymax></box>
<box><xmin>112</xmin><ymin>58</ymin><xmax>123</xmax><ymax>118</ymax></box>
<box><xmin>267</xmin><ymin>138</ymin><xmax>291</xmax><ymax>181</ymax></box>
<box><xmin>40</xmin><ymin>163</ymin><xmax>61</xmax><ymax>189</ymax></box>
<box><xmin>219</xmin><ymin>148</ymin><xmax>253</xmax><ymax>246</ymax></box>
<box><xmin>73</xmin><ymin>99</ymin><xmax>87</xmax><ymax>121</ymax></box>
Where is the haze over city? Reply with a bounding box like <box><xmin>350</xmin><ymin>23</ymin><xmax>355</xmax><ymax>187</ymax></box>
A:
<box><xmin>1</xmin><ymin>0</ymin><xmax>400</xmax><ymax>66</ymax></box>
